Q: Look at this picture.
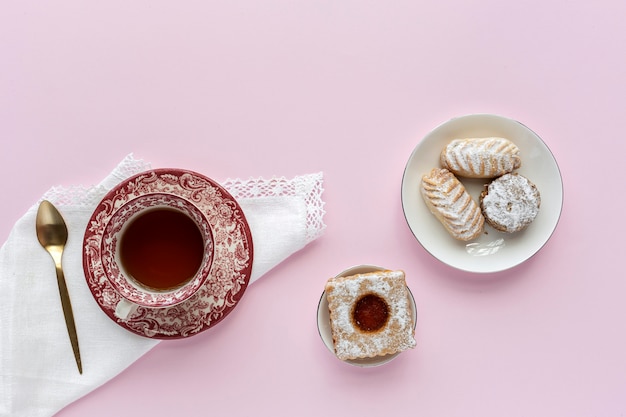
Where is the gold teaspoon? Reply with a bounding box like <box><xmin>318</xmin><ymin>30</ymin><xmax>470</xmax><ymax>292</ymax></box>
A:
<box><xmin>35</xmin><ymin>200</ymin><xmax>82</xmax><ymax>374</ymax></box>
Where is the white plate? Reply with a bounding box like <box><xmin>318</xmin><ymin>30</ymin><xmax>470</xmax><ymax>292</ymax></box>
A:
<box><xmin>401</xmin><ymin>114</ymin><xmax>563</xmax><ymax>273</ymax></box>
<box><xmin>317</xmin><ymin>265</ymin><xmax>417</xmax><ymax>367</ymax></box>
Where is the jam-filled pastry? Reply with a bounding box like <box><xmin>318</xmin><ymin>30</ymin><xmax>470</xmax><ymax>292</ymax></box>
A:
<box><xmin>480</xmin><ymin>173</ymin><xmax>541</xmax><ymax>233</ymax></box>
<box><xmin>440</xmin><ymin>137</ymin><xmax>521</xmax><ymax>178</ymax></box>
<box><xmin>420</xmin><ymin>168</ymin><xmax>484</xmax><ymax>241</ymax></box>
<box><xmin>325</xmin><ymin>270</ymin><xmax>416</xmax><ymax>361</ymax></box>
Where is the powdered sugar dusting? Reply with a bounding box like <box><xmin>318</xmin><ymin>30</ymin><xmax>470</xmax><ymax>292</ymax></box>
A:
<box><xmin>441</xmin><ymin>137</ymin><xmax>521</xmax><ymax>178</ymax></box>
<box><xmin>481</xmin><ymin>173</ymin><xmax>541</xmax><ymax>232</ymax></box>
<box><xmin>325</xmin><ymin>270</ymin><xmax>416</xmax><ymax>361</ymax></box>
<box><xmin>420</xmin><ymin>168</ymin><xmax>484</xmax><ymax>241</ymax></box>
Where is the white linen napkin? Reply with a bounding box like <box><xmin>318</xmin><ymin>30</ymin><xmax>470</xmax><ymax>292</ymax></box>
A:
<box><xmin>0</xmin><ymin>154</ymin><xmax>325</xmax><ymax>417</ymax></box>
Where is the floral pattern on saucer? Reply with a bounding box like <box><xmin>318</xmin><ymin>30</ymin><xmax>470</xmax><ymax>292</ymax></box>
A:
<box><xmin>83</xmin><ymin>169</ymin><xmax>253</xmax><ymax>339</ymax></box>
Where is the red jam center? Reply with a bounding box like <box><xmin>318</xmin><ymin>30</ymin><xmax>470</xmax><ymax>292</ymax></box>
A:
<box><xmin>352</xmin><ymin>294</ymin><xmax>389</xmax><ymax>332</ymax></box>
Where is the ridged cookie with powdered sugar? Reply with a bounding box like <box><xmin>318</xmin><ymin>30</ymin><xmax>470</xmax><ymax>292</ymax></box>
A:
<box><xmin>440</xmin><ymin>137</ymin><xmax>521</xmax><ymax>178</ymax></box>
<box><xmin>420</xmin><ymin>168</ymin><xmax>484</xmax><ymax>241</ymax></box>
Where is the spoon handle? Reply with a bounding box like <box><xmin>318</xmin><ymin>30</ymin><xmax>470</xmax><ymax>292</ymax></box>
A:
<box><xmin>55</xmin><ymin>265</ymin><xmax>83</xmax><ymax>374</ymax></box>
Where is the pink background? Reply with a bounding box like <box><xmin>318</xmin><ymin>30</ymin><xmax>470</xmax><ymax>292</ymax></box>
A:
<box><xmin>2</xmin><ymin>0</ymin><xmax>625</xmax><ymax>416</ymax></box>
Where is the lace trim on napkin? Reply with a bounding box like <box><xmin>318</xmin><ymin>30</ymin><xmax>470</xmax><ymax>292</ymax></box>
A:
<box><xmin>41</xmin><ymin>154</ymin><xmax>152</xmax><ymax>207</ymax></box>
<box><xmin>222</xmin><ymin>173</ymin><xmax>326</xmax><ymax>244</ymax></box>
<box><xmin>40</xmin><ymin>155</ymin><xmax>326</xmax><ymax>243</ymax></box>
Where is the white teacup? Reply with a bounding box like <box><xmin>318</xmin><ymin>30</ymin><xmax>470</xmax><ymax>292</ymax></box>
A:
<box><xmin>100</xmin><ymin>193</ymin><xmax>214</xmax><ymax>319</ymax></box>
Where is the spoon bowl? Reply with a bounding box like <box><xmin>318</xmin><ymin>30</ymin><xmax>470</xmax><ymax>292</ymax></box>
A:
<box><xmin>36</xmin><ymin>201</ymin><xmax>68</xmax><ymax>253</ymax></box>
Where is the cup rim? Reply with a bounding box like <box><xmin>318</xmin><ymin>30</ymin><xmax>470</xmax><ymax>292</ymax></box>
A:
<box><xmin>100</xmin><ymin>192</ymin><xmax>214</xmax><ymax>308</ymax></box>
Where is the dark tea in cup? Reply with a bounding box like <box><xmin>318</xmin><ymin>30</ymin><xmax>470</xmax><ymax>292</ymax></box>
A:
<box><xmin>119</xmin><ymin>208</ymin><xmax>205</xmax><ymax>291</ymax></box>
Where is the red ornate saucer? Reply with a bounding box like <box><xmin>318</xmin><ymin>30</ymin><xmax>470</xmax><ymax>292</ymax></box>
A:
<box><xmin>82</xmin><ymin>168</ymin><xmax>254</xmax><ymax>339</ymax></box>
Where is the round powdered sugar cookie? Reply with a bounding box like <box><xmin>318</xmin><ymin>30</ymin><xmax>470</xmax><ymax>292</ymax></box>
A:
<box><xmin>480</xmin><ymin>173</ymin><xmax>541</xmax><ymax>233</ymax></box>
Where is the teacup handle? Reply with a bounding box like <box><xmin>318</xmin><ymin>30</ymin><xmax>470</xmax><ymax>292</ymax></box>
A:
<box><xmin>115</xmin><ymin>299</ymin><xmax>138</xmax><ymax>320</ymax></box>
